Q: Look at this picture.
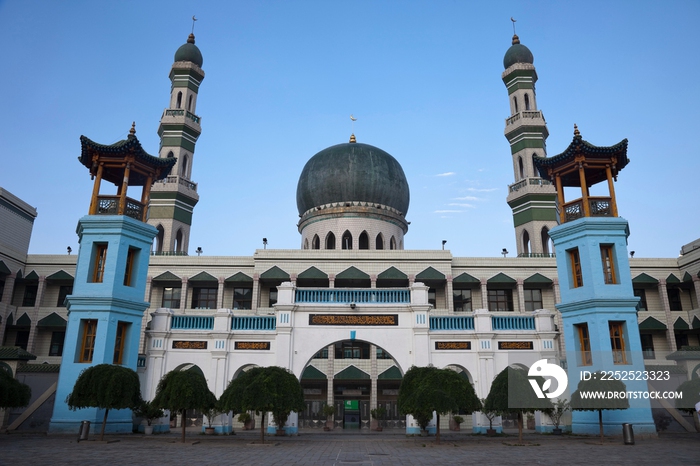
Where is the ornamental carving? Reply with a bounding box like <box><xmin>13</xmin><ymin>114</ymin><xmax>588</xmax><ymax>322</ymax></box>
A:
<box><xmin>309</xmin><ymin>314</ymin><xmax>398</xmax><ymax>326</ymax></box>
<box><xmin>234</xmin><ymin>341</ymin><xmax>270</xmax><ymax>350</ymax></box>
<box><xmin>435</xmin><ymin>341</ymin><xmax>471</xmax><ymax>350</ymax></box>
<box><xmin>172</xmin><ymin>340</ymin><xmax>207</xmax><ymax>349</ymax></box>
<box><xmin>497</xmin><ymin>341</ymin><xmax>533</xmax><ymax>350</ymax></box>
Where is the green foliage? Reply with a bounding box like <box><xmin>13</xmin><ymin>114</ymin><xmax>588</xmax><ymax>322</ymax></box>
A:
<box><xmin>480</xmin><ymin>398</ymin><xmax>498</xmax><ymax>429</ymax></box>
<box><xmin>452</xmin><ymin>415</ymin><xmax>464</xmax><ymax>424</ymax></box>
<box><xmin>545</xmin><ymin>398</ymin><xmax>570</xmax><ymax>429</ymax></box>
<box><xmin>66</xmin><ymin>364</ymin><xmax>141</xmax><ymax>411</ymax></box>
<box><xmin>570</xmin><ymin>373</ymin><xmax>629</xmax><ymax>411</ymax></box>
<box><xmin>398</xmin><ymin>366</ymin><xmax>482</xmax><ymax>430</ymax></box>
<box><xmin>322</xmin><ymin>404</ymin><xmax>336</xmax><ymax>418</ymax></box>
<box><xmin>484</xmin><ymin>366</ymin><xmax>553</xmax><ymax>416</ymax></box>
<box><xmin>674</xmin><ymin>378</ymin><xmax>700</xmax><ymax>414</ymax></box>
<box><xmin>237</xmin><ymin>412</ymin><xmax>252</xmax><ymax>423</ymax></box>
<box><xmin>133</xmin><ymin>400</ymin><xmax>165</xmax><ymax>426</ymax></box>
<box><xmin>0</xmin><ymin>368</ymin><xmax>31</xmax><ymax>409</ymax></box>
<box><xmin>152</xmin><ymin>368</ymin><xmax>216</xmax><ymax>415</ymax></box>
<box><xmin>370</xmin><ymin>407</ymin><xmax>386</xmax><ymax>420</ymax></box>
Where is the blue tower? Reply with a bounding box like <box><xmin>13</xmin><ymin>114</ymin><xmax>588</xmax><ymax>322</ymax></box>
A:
<box><xmin>50</xmin><ymin>124</ymin><xmax>175</xmax><ymax>433</ymax></box>
<box><xmin>537</xmin><ymin>125</ymin><xmax>655</xmax><ymax>435</ymax></box>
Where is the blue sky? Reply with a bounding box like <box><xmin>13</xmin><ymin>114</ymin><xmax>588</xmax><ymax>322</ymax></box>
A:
<box><xmin>1</xmin><ymin>1</ymin><xmax>698</xmax><ymax>258</ymax></box>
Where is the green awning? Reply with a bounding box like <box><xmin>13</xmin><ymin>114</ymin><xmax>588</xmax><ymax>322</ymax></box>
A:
<box><xmin>453</xmin><ymin>272</ymin><xmax>480</xmax><ymax>287</ymax></box>
<box><xmin>297</xmin><ymin>267</ymin><xmax>327</xmax><ymax>280</ymax></box>
<box><xmin>377</xmin><ymin>266</ymin><xmax>408</xmax><ymax>280</ymax></box>
<box><xmin>259</xmin><ymin>266</ymin><xmax>290</xmax><ymax>281</ymax></box>
<box><xmin>188</xmin><ymin>271</ymin><xmax>217</xmax><ymax>283</ymax></box>
<box><xmin>301</xmin><ymin>365</ymin><xmax>327</xmax><ymax>380</ymax></box>
<box><xmin>683</xmin><ymin>272</ymin><xmax>694</xmax><ymax>283</ymax></box>
<box><xmin>638</xmin><ymin>316</ymin><xmax>667</xmax><ymax>330</ymax></box>
<box><xmin>0</xmin><ymin>260</ymin><xmax>10</xmax><ymax>275</ymax></box>
<box><xmin>335</xmin><ymin>365</ymin><xmax>370</xmax><ymax>380</ymax></box>
<box><xmin>24</xmin><ymin>270</ymin><xmax>39</xmax><ymax>281</ymax></box>
<box><xmin>37</xmin><ymin>312</ymin><xmax>67</xmax><ymax>328</ymax></box>
<box><xmin>225</xmin><ymin>272</ymin><xmax>253</xmax><ymax>284</ymax></box>
<box><xmin>378</xmin><ymin>366</ymin><xmax>403</xmax><ymax>380</ymax></box>
<box><xmin>523</xmin><ymin>273</ymin><xmax>553</xmax><ymax>285</ymax></box>
<box><xmin>16</xmin><ymin>313</ymin><xmax>31</xmax><ymax>327</ymax></box>
<box><xmin>336</xmin><ymin>266</ymin><xmax>370</xmax><ymax>281</ymax></box>
<box><xmin>632</xmin><ymin>273</ymin><xmax>659</xmax><ymax>285</ymax></box>
<box><xmin>416</xmin><ymin>267</ymin><xmax>445</xmax><ymax>281</ymax></box>
<box><xmin>487</xmin><ymin>272</ymin><xmax>516</xmax><ymax>285</ymax></box>
<box><xmin>693</xmin><ymin>316</ymin><xmax>700</xmax><ymax>330</ymax></box>
<box><xmin>152</xmin><ymin>271</ymin><xmax>181</xmax><ymax>282</ymax></box>
<box><xmin>46</xmin><ymin>270</ymin><xmax>74</xmax><ymax>282</ymax></box>
<box><xmin>666</xmin><ymin>274</ymin><xmax>681</xmax><ymax>285</ymax></box>
<box><xmin>674</xmin><ymin>317</ymin><xmax>690</xmax><ymax>330</ymax></box>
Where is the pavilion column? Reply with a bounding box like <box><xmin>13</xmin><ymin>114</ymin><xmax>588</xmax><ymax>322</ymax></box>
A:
<box><xmin>516</xmin><ymin>279</ymin><xmax>525</xmax><ymax>313</ymax></box>
<box><xmin>552</xmin><ymin>278</ymin><xmax>566</xmax><ymax>354</ymax></box>
<box><xmin>141</xmin><ymin>174</ymin><xmax>153</xmax><ymax>222</ymax></box>
<box><xmin>605</xmin><ymin>165</ymin><xmax>618</xmax><ymax>217</ymax></box>
<box><xmin>118</xmin><ymin>162</ymin><xmax>132</xmax><ymax>215</ymax></box>
<box><xmin>140</xmin><ymin>276</ymin><xmax>153</xmax><ymax>353</ymax></box>
<box><xmin>251</xmin><ymin>274</ymin><xmax>260</xmax><ymax>311</ymax></box>
<box><xmin>480</xmin><ymin>279</ymin><xmax>488</xmax><ymax>309</ymax></box>
<box><xmin>216</xmin><ymin>277</ymin><xmax>225</xmax><ymax>309</ymax></box>
<box><xmin>578</xmin><ymin>161</ymin><xmax>590</xmax><ymax>217</ymax></box>
<box><xmin>446</xmin><ymin>276</ymin><xmax>454</xmax><ymax>312</ymax></box>
<box><xmin>554</xmin><ymin>173</ymin><xmax>565</xmax><ymax>224</ymax></box>
<box><xmin>180</xmin><ymin>277</ymin><xmax>188</xmax><ymax>311</ymax></box>
<box><xmin>657</xmin><ymin>279</ymin><xmax>676</xmax><ymax>352</ymax></box>
<box><xmin>27</xmin><ymin>276</ymin><xmax>46</xmax><ymax>353</ymax></box>
<box><xmin>88</xmin><ymin>163</ymin><xmax>104</xmax><ymax>215</ymax></box>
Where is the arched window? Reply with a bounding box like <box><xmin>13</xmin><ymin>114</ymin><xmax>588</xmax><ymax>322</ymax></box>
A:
<box><xmin>513</xmin><ymin>96</ymin><xmax>518</xmax><ymax>113</ymax></box>
<box><xmin>312</xmin><ymin>235</ymin><xmax>320</xmax><ymax>250</ymax></box>
<box><xmin>376</xmin><ymin>233</ymin><xmax>384</xmax><ymax>250</ymax></box>
<box><xmin>167</xmin><ymin>151</ymin><xmax>174</xmax><ymax>158</ymax></box>
<box><xmin>325</xmin><ymin>232</ymin><xmax>336</xmax><ymax>250</ymax></box>
<box><xmin>176</xmin><ymin>91</ymin><xmax>182</xmax><ymax>109</ymax></box>
<box><xmin>390</xmin><ymin>236</ymin><xmax>397</xmax><ymax>250</ymax></box>
<box><xmin>188</xmin><ymin>95</ymin><xmax>193</xmax><ymax>111</ymax></box>
<box><xmin>303</xmin><ymin>238</ymin><xmax>309</xmax><ymax>249</ymax></box>
<box><xmin>155</xmin><ymin>225</ymin><xmax>165</xmax><ymax>253</ymax></box>
<box><xmin>342</xmin><ymin>230</ymin><xmax>353</xmax><ymax>250</ymax></box>
<box><xmin>541</xmin><ymin>227</ymin><xmax>551</xmax><ymax>255</ymax></box>
<box><xmin>524</xmin><ymin>93</ymin><xmax>530</xmax><ymax>111</ymax></box>
<box><xmin>359</xmin><ymin>231</ymin><xmax>369</xmax><ymax>250</ymax></box>
<box><xmin>522</xmin><ymin>230</ymin><xmax>530</xmax><ymax>256</ymax></box>
<box><xmin>175</xmin><ymin>229</ymin><xmax>184</xmax><ymax>253</ymax></box>
<box><xmin>181</xmin><ymin>154</ymin><xmax>189</xmax><ymax>177</ymax></box>
<box><xmin>518</xmin><ymin>156</ymin><xmax>525</xmax><ymax>180</ymax></box>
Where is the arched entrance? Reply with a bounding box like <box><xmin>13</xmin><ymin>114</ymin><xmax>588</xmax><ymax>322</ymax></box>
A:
<box><xmin>298</xmin><ymin>339</ymin><xmax>404</xmax><ymax>431</ymax></box>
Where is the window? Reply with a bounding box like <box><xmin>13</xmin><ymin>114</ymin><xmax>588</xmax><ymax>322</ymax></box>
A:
<box><xmin>541</xmin><ymin>227</ymin><xmax>550</xmax><ymax>255</ymax></box>
<box><xmin>22</xmin><ymin>285</ymin><xmax>37</xmax><ymax>307</ymax></box>
<box><xmin>359</xmin><ymin>231</ymin><xmax>369</xmax><ymax>250</ymax></box>
<box><xmin>334</xmin><ymin>341</ymin><xmax>370</xmax><ymax>359</ymax></box>
<box><xmin>376</xmin><ymin>234</ymin><xmax>384</xmax><ymax>250</ymax></box>
<box><xmin>376</xmin><ymin>347</ymin><xmax>393</xmax><ymax>359</ymax></box>
<box><xmin>668</xmin><ymin>288</ymin><xmax>682</xmax><ymax>311</ymax></box>
<box><xmin>488</xmin><ymin>289</ymin><xmax>514</xmax><ymax>312</ymax></box>
<box><xmin>640</xmin><ymin>334</ymin><xmax>655</xmax><ymax>360</ymax></box>
<box><xmin>524</xmin><ymin>289</ymin><xmax>543</xmax><ymax>312</ymax></box>
<box><xmin>518</xmin><ymin>156</ymin><xmax>525</xmax><ymax>180</ymax></box>
<box><xmin>342</xmin><ymin>231</ymin><xmax>353</xmax><ymax>250</ymax></box>
<box><xmin>675</xmin><ymin>333</ymin><xmax>689</xmax><ymax>349</ymax></box>
<box><xmin>233</xmin><ymin>287</ymin><xmax>252</xmax><ymax>310</ymax></box>
<box><xmin>428</xmin><ymin>288</ymin><xmax>436</xmax><ymax>307</ymax></box>
<box><xmin>569</xmin><ymin>248</ymin><xmax>583</xmax><ymax>288</ymax></box>
<box><xmin>513</xmin><ymin>96</ymin><xmax>518</xmax><ymax>113</ymax></box>
<box><xmin>0</xmin><ymin>279</ymin><xmax>5</xmax><ymax>302</ymax></box>
<box><xmin>123</xmin><ymin>247</ymin><xmax>138</xmax><ymax>286</ymax></box>
<box><xmin>162</xmin><ymin>287</ymin><xmax>181</xmax><ymax>308</ymax></box>
<box><xmin>522</xmin><ymin>230</ymin><xmax>530</xmax><ymax>255</ymax></box>
<box><xmin>313</xmin><ymin>348</ymin><xmax>328</xmax><ymax>359</ymax></box>
<box><xmin>188</xmin><ymin>94</ymin><xmax>193</xmax><ymax>111</ymax></box>
<box><xmin>14</xmin><ymin>331</ymin><xmax>29</xmax><ymax>350</ymax></box>
<box><xmin>176</xmin><ymin>91</ymin><xmax>182</xmax><ymax>109</ymax></box>
<box><xmin>113</xmin><ymin>322</ymin><xmax>127</xmax><ymax>364</ymax></box>
<box><xmin>57</xmin><ymin>285</ymin><xmax>72</xmax><ymax>307</ymax></box>
<box><xmin>576</xmin><ymin>323</ymin><xmax>592</xmax><ymax>366</ymax></box>
<box><xmin>326</xmin><ymin>232</ymin><xmax>336</xmax><ymax>250</ymax></box>
<box><xmin>633</xmin><ymin>289</ymin><xmax>647</xmax><ymax>311</ymax></box>
<box><xmin>600</xmin><ymin>245</ymin><xmax>616</xmax><ymax>284</ymax></box>
<box><xmin>269</xmin><ymin>288</ymin><xmax>278</xmax><ymax>306</ymax></box>
<box><xmin>524</xmin><ymin>93</ymin><xmax>530</xmax><ymax>110</ymax></box>
<box><xmin>92</xmin><ymin>243</ymin><xmax>108</xmax><ymax>283</ymax></box>
<box><xmin>312</xmin><ymin>235</ymin><xmax>320</xmax><ymax>250</ymax></box>
<box><xmin>192</xmin><ymin>287</ymin><xmax>217</xmax><ymax>309</ymax></box>
<box><xmin>390</xmin><ymin>236</ymin><xmax>397</xmax><ymax>250</ymax></box>
<box><xmin>453</xmin><ymin>289</ymin><xmax>472</xmax><ymax>312</ymax></box>
<box><xmin>49</xmin><ymin>331</ymin><xmax>65</xmax><ymax>356</ymax></box>
<box><xmin>609</xmin><ymin>321</ymin><xmax>627</xmax><ymax>365</ymax></box>
<box><xmin>80</xmin><ymin>319</ymin><xmax>98</xmax><ymax>363</ymax></box>
<box><xmin>303</xmin><ymin>238</ymin><xmax>309</xmax><ymax>249</ymax></box>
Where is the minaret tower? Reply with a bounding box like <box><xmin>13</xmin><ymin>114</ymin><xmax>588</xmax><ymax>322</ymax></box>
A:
<box><xmin>537</xmin><ymin>126</ymin><xmax>655</xmax><ymax>435</ymax></box>
<box><xmin>50</xmin><ymin>125</ymin><xmax>175</xmax><ymax>433</ymax></box>
<box><xmin>502</xmin><ymin>32</ymin><xmax>558</xmax><ymax>256</ymax></box>
<box><xmin>148</xmin><ymin>32</ymin><xmax>205</xmax><ymax>254</ymax></box>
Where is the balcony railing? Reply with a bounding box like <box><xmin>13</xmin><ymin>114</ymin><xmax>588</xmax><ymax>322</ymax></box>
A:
<box><xmin>164</xmin><ymin>109</ymin><xmax>201</xmax><ymax>124</ymax></box>
<box><xmin>429</xmin><ymin>315</ymin><xmax>474</xmax><ymax>331</ymax></box>
<box><xmin>505</xmin><ymin>110</ymin><xmax>545</xmax><ymax>126</ymax></box>
<box><xmin>295</xmin><ymin>288</ymin><xmax>410</xmax><ymax>304</ymax></box>
<box><xmin>151</xmin><ymin>251</ymin><xmax>189</xmax><ymax>256</ymax></box>
<box><xmin>491</xmin><ymin>315</ymin><xmax>536</xmax><ymax>331</ymax></box>
<box><xmin>96</xmin><ymin>195</ymin><xmax>144</xmax><ymax>221</ymax></box>
<box><xmin>232</xmin><ymin>316</ymin><xmax>276</xmax><ymax>331</ymax></box>
<box><xmin>509</xmin><ymin>177</ymin><xmax>553</xmax><ymax>193</ymax></box>
<box><xmin>171</xmin><ymin>315</ymin><xmax>214</xmax><ymax>330</ymax></box>
<box><xmin>562</xmin><ymin>196</ymin><xmax>613</xmax><ymax>223</ymax></box>
<box><xmin>517</xmin><ymin>253</ymin><xmax>556</xmax><ymax>258</ymax></box>
<box><xmin>155</xmin><ymin>175</ymin><xmax>198</xmax><ymax>192</ymax></box>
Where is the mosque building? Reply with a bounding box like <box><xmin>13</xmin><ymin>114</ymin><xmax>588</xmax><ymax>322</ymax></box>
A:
<box><xmin>1</xmin><ymin>31</ymin><xmax>699</xmax><ymax>435</ymax></box>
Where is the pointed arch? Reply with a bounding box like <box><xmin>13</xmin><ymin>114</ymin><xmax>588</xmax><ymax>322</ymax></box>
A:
<box><xmin>175</xmin><ymin>229</ymin><xmax>184</xmax><ymax>253</ymax></box>
<box><xmin>181</xmin><ymin>154</ymin><xmax>189</xmax><ymax>177</ymax></box>
<box><xmin>390</xmin><ymin>236</ymin><xmax>397</xmax><ymax>250</ymax></box>
<box><xmin>312</xmin><ymin>234</ymin><xmax>320</xmax><ymax>250</ymax></box>
<box><xmin>522</xmin><ymin>230</ymin><xmax>530</xmax><ymax>256</ymax></box>
<box><xmin>303</xmin><ymin>238</ymin><xmax>309</xmax><ymax>249</ymax></box>
<box><xmin>375</xmin><ymin>233</ymin><xmax>384</xmax><ymax>250</ymax></box>
<box><xmin>513</xmin><ymin>96</ymin><xmax>518</xmax><ymax>113</ymax></box>
<box><xmin>541</xmin><ymin>227</ymin><xmax>551</xmax><ymax>255</ymax></box>
<box><xmin>187</xmin><ymin>94</ymin><xmax>193</xmax><ymax>111</ymax></box>
<box><xmin>167</xmin><ymin>151</ymin><xmax>174</xmax><ymax>158</ymax></box>
<box><xmin>524</xmin><ymin>93</ymin><xmax>530</xmax><ymax>110</ymax></box>
<box><xmin>176</xmin><ymin>91</ymin><xmax>182</xmax><ymax>109</ymax></box>
<box><xmin>155</xmin><ymin>225</ymin><xmax>165</xmax><ymax>253</ymax></box>
<box><xmin>358</xmin><ymin>231</ymin><xmax>369</xmax><ymax>250</ymax></box>
<box><xmin>518</xmin><ymin>156</ymin><xmax>525</xmax><ymax>180</ymax></box>
<box><xmin>342</xmin><ymin>230</ymin><xmax>352</xmax><ymax>250</ymax></box>
<box><xmin>325</xmin><ymin>232</ymin><xmax>336</xmax><ymax>250</ymax></box>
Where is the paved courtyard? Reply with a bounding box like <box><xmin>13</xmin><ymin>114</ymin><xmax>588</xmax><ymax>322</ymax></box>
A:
<box><xmin>0</xmin><ymin>429</ymin><xmax>697</xmax><ymax>465</ymax></box>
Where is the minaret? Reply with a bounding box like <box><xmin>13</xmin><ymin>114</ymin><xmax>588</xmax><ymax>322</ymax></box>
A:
<box><xmin>538</xmin><ymin>126</ymin><xmax>655</xmax><ymax>435</ymax></box>
<box><xmin>50</xmin><ymin>125</ymin><xmax>175</xmax><ymax>433</ymax></box>
<box><xmin>502</xmin><ymin>33</ymin><xmax>558</xmax><ymax>256</ymax></box>
<box><xmin>148</xmin><ymin>33</ymin><xmax>205</xmax><ymax>254</ymax></box>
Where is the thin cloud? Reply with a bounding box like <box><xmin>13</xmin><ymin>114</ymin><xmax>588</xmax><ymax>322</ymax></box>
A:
<box><xmin>434</xmin><ymin>209</ymin><xmax>463</xmax><ymax>213</ymax></box>
<box><xmin>435</xmin><ymin>172</ymin><xmax>456</xmax><ymax>177</ymax></box>
<box><xmin>448</xmin><ymin>203</ymin><xmax>475</xmax><ymax>208</ymax></box>
<box><xmin>453</xmin><ymin>196</ymin><xmax>480</xmax><ymax>201</ymax></box>
<box><xmin>465</xmin><ymin>187</ymin><xmax>498</xmax><ymax>192</ymax></box>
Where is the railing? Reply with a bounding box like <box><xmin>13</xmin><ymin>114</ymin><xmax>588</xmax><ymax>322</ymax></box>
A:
<box><xmin>164</xmin><ymin>109</ymin><xmax>200</xmax><ymax>124</ymax></box>
<box><xmin>171</xmin><ymin>315</ymin><xmax>214</xmax><ymax>330</ymax></box>
<box><xmin>517</xmin><ymin>253</ymin><xmax>556</xmax><ymax>258</ymax></box>
<box><xmin>232</xmin><ymin>316</ymin><xmax>276</xmax><ymax>331</ymax></box>
<box><xmin>505</xmin><ymin>110</ymin><xmax>544</xmax><ymax>126</ymax></box>
<box><xmin>562</xmin><ymin>196</ymin><xmax>613</xmax><ymax>223</ymax></box>
<box><xmin>429</xmin><ymin>315</ymin><xmax>474</xmax><ymax>331</ymax></box>
<box><xmin>295</xmin><ymin>288</ymin><xmax>410</xmax><ymax>304</ymax></box>
<box><xmin>509</xmin><ymin>177</ymin><xmax>553</xmax><ymax>193</ymax></box>
<box><xmin>491</xmin><ymin>315</ymin><xmax>536</xmax><ymax>330</ymax></box>
<box><xmin>155</xmin><ymin>175</ymin><xmax>198</xmax><ymax>192</ymax></box>
<box><xmin>96</xmin><ymin>195</ymin><xmax>144</xmax><ymax>221</ymax></box>
<box><xmin>509</xmin><ymin>179</ymin><xmax>527</xmax><ymax>192</ymax></box>
<box><xmin>151</xmin><ymin>251</ymin><xmax>188</xmax><ymax>256</ymax></box>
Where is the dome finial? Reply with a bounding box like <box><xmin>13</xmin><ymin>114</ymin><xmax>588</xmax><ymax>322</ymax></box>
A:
<box><xmin>128</xmin><ymin>122</ymin><xmax>136</xmax><ymax>139</ymax></box>
<box><xmin>574</xmin><ymin>124</ymin><xmax>581</xmax><ymax>137</ymax></box>
<box><xmin>349</xmin><ymin>133</ymin><xmax>357</xmax><ymax>143</ymax></box>
<box><xmin>510</xmin><ymin>17</ymin><xmax>519</xmax><ymax>44</ymax></box>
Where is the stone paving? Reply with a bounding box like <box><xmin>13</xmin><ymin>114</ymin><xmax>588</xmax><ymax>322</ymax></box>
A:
<box><xmin>0</xmin><ymin>429</ymin><xmax>697</xmax><ymax>465</ymax></box>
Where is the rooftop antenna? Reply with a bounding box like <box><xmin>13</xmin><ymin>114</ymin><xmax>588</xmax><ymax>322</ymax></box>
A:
<box><xmin>192</xmin><ymin>15</ymin><xmax>197</xmax><ymax>34</ymax></box>
<box><xmin>511</xmin><ymin>17</ymin><xmax>517</xmax><ymax>35</ymax></box>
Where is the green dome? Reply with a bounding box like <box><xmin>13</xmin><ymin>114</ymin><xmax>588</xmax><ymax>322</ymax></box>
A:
<box><xmin>296</xmin><ymin>141</ymin><xmax>410</xmax><ymax>216</ymax></box>
<box><xmin>503</xmin><ymin>34</ymin><xmax>533</xmax><ymax>69</ymax></box>
<box><xmin>174</xmin><ymin>33</ymin><xmax>203</xmax><ymax>67</ymax></box>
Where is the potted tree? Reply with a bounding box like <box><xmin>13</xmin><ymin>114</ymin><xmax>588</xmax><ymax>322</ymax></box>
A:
<box><xmin>322</xmin><ymin>404</ymin><xmax>335</xmax><ymax>431</ymax></box>
<box><xmin>570</xmin><ymin>373</ymin><xmax>629</xmax><ymax>444</ymax></box>
<box><xmin>370</xmin><ymin>406</ymin><xmax>386</xmax><ymax>431</ymax></box>
<box><xmin>134</xmin><ymin>400</ymin><xmax>164</xmax><ymax>435</ymax></box>
<box><xmin>480</xmin><ymin>399</ymin><xmax>498</xmax><ymax>436</ymax></box>
<box><xmin>203</xmin><ymin>406</ymin><xmax>221</xmax><ymax>434</ymax></box>
<box><xmin>547</xmin><ymin>399</ymin><xmax>570</xmax><ymax>435</ymax></box>
<box><xmin>450</xmin><ymin>415</ymin><xmax>464</xmax><ymax>431</ymax></box>
<box><xmin>238</xmin><ymin>412</ymin><xmax>255</xmax><ymax>430</ymax></box>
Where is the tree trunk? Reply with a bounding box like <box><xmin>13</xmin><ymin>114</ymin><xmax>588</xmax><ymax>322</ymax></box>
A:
<box><xmin>260</xmin><ymin>412</ymin><xmax>265</xmax><ymax>444</ymax></box>
<box><xmin>518</xmin><ymin>411</ymin><xmax>523</xmax><ymax>444</ymax></box>
<box><xmin>181</xmin><ymin>409</ymin><xmax>187</xmax><ymax>443</ymax></box>
<box><xmin>598</xmin><ymin>409</ymin><xmax>604</xmax><ymax>444</ymax></box>
<box><xmin>100</xmin><ymin>408</ymin><xmax>109</xmax><ymax>441</ymax></box>
<box><xmin>435</xmin><ymin>413</ymin><xmax>441</xmax><ymax>444</ymax></box>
